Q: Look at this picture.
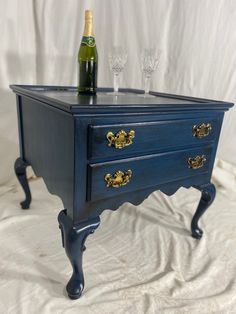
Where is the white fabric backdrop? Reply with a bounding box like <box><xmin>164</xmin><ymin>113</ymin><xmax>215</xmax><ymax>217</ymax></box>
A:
<box><xmin>1</xmin><ymin>1</ymin><xmax>236</xmax><ymax>313</ymax></box>
<box><xmin>0</xmin><ymin>0</ymin><xmax>236</xmax><ymax>185</ymax></box>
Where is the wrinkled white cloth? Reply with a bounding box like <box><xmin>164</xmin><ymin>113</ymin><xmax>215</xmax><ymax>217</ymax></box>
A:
<box><xmin>0</xmin><ymin>160</ymin><xmax>236</xmax><ymax>313</ymax></box>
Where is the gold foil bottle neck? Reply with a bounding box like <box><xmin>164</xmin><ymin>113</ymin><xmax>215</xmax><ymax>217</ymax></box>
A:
<box><xmin>85</xmin><ymin>10</ymin><xmax>93</xmax><ymax>20</ymax></box>
<box><xmin>83</xmin><ymin>10</ymin><xmax>94</xmax><ymax>36</ymax></box>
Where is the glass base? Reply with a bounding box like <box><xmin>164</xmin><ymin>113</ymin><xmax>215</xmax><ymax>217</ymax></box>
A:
<box><xmin>106</xmin><ymin>91</ymin><xmax>125</xmax><ymax>96</ymax></box>
<box><xmin>138</xmin><ymin>93</ymin><xmax>156</xmax><ymax>98</ymax></box>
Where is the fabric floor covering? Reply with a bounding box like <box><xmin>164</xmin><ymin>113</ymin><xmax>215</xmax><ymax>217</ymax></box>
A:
<box><xmin>0</xmin><ymin>159</ymin><xmax>236</xmax><ymax>314</ymax></box>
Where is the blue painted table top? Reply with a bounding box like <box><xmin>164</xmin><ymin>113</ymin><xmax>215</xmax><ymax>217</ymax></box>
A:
<box><xmin>11</xmin><ymin>85</ymin><xmax>233</xmax><ymax>113</ymax></box>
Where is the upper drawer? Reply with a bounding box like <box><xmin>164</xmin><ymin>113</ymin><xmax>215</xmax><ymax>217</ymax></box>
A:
<box><xmin>88</xmin><ymin>117</ymin><xmax>220</xmax><ymax>160</ymax></box>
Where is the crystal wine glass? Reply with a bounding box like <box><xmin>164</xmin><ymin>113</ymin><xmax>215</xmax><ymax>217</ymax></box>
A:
<box><xmin>107</xmin><ymin>46</ymin><xmax>127</xmax><ymax>95</ymax></box>
<box><xmin>139</xmin><ymin>48</ymin><xmax>161</xmax><ymax>98</ymax></box>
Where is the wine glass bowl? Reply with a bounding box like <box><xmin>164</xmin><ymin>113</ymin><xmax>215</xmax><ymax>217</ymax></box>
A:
<box><xmin>109</xmin><ymin>55</ymin><xmax>126</xmax><ymax>74</ymax></box>
<box><xmin>107</xmin><ymin>47</ymin><xmax>127</xmax><ymax>95</ymax></box>
<box><xmin>139</xmin><ymin>48</ymin><xmax>161</xmax><ymax>98</ymax></box>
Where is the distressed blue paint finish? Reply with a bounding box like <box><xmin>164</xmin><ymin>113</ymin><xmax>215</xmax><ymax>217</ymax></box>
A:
<box><xmin>192</xmin><ymin>183</ymin><xmax>216</xmax><ymax>239</ymax></box>
<box><xmin>14</xmin><ymin>157</ymin><xmax>31</xmax><ymax>209</ymax></box>
<box><xmin>88</xmin><ymin>145</ymin><xmax>214</xmax><ymax>201</ymax></box>
<box><xmin>10</xmin><ymin>85</ymin><xmax>234</xmax><ymax>299</ymax></box>
<box><xmin>88</xmin><ymin>117</ymin><xmax>220</xmax><ymax>160</ymax></box>
<box><xmin>58</xmin><ymin>209</ymin><xmax>100</xmax><ymax>299</ymax></box>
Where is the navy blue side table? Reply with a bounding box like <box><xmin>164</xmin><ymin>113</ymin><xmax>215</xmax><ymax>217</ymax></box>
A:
<box><xmin>10</xmin><ymin>85</ymin><xmax>234</xmax><ymax>299</ymax></box>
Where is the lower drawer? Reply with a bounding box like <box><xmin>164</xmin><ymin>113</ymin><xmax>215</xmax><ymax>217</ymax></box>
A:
<box><xmin>87</xmin><ymin>145</ymin><xmax>213</xmax><ymax>201</ymax></box>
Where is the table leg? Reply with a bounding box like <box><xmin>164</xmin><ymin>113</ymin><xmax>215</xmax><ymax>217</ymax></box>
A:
<box><xmin>14</xmin><ymin>157</ymin><xmax>32</xmax><ymax>209</ymax></box>
<box><xmin>58</xmin><ymin>209</ymin><xmax>100</xmax><ymax>299</ymax></box>
<box><xmin>191</xmin><ymin>183</ymin><xmax>216</xmax><ymax>239</ymax></box>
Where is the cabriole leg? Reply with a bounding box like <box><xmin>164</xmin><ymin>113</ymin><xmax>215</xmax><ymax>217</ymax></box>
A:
<box><xmin>58</xmin><ymin>209</ymin><xmax>100</xmax><ymax>300</ymax></box>
<box><xmin>14</xmin><ymin>157</ymin><xmax>32</xmax><ymax>209</ymax></box>
<box><xmin>191</xmin><ymin>183</ymin><xmax>216</xmax><ymax>239</ymax></box>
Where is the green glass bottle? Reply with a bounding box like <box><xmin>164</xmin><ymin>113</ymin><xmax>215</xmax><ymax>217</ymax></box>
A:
<box><xmin>78</xmin><ymin>10</ymin><xmax>98</xmax><ymax>95</ymax></box>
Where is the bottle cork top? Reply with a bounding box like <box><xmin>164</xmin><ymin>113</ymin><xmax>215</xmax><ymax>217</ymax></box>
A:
<box><xmin>85</xmin><ymin>10</ymin><xmax>93</xmax><ymax>20</ymax></box>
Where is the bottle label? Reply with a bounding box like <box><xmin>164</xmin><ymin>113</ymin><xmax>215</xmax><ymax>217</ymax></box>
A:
<box><xmin>82</xmin><ymin>36</ymin><xmax>96</xmax><ymax>47</ymax></box>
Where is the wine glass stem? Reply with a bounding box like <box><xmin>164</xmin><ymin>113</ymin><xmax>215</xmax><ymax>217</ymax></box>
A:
<box><xmin>113</xmin><ymin>73</ymin><xmax>119</xmax><ymax>93</ymax></box>
<box><xmin>144</xmin><ymin>75</ymin><xmax>151</xmax><ymax>94</ymax></box>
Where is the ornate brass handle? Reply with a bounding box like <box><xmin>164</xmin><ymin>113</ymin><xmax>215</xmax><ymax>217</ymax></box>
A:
<box><xmin>188</xmin><ymin>155</ymin><xmax>206</xmax><ymax>169</ymax></box>
<box><xmin>104</xmin><ymin>169</ymin><xmax>132</xmax><ymax>188</ymax></box>
<box><xmin>193</xmin><ymin>123</ymin><xmax>212</xmax><ymax>138</ymax></box>
<box><xmin>106</xmin><ymin>130</ymin><xmax>135</xmax><ymax>149</ymax></box>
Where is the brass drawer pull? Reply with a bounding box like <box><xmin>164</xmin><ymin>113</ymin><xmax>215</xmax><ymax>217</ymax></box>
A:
<box><xmin>193</xmin><ymin>123</ymin><xmax>212</xmax><ymax>138</ymax></box>
<box><xmin>106</xmin><ymin>130</ymin><xmax>135</xmax><ymax>149</ymax></box>
<box><xmin>104</xmin><ymin>169</ymin><xmax>132</xmax><ymax>188</ymax></box>
<box><xmin>188</xmin><ymin>155</ymin><xmax>206</xmax><ymax>169</ymax></box>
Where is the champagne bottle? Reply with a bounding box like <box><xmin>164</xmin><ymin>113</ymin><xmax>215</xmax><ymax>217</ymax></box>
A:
<box><xmin>78</xmin><ymin>10</ymin><xmax>98</xmax><ymax>95</ymax></box>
